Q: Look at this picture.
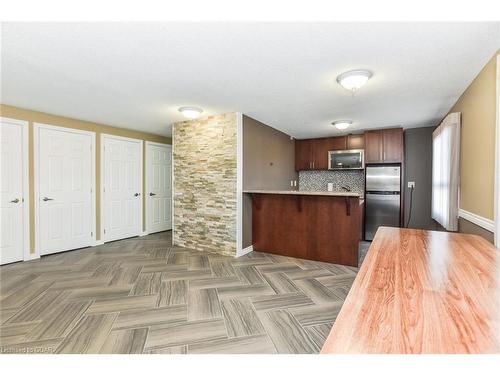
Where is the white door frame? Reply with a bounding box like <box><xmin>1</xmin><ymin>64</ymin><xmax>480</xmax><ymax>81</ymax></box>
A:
<box><xmin>33</xmin><ymin>123</ymin><xmax>96</xmax><ymax>258</ymax></box>
<box><xmin>100</xmin><ymin>133</ymin><xmax>143</xmax><ymax>243</ymax></box>
<box><xmin>145</xmin><ymin>141</ymin><xmax>172</xmax><ymax>234</ymax></box>
<box><xmin>494</xmin><ymin>54</ymin><xmax>500</xmax><ymax>248</ymax></box>
<box><xmin>0</xmin><ymin>117</ymin><xmax>31</xmax><ymax>261</ymax></box>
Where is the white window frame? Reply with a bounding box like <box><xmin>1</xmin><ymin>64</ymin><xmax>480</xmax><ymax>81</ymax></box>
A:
<box><xmin>33</xmin><ymin>122</ymin><xmax>96</xmax><ymax>257</ymax></box>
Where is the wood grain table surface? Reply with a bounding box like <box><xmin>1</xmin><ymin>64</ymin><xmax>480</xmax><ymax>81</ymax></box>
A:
<box><xmin>321</xmin><ymin>227</ymin><xmax>500</xmax><ymax>354</ymax></box>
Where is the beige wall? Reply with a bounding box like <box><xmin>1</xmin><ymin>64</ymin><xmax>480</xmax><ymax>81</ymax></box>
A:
<box><xmin>449</xmin><ymin>52</ymin><xmax>498</xmax><ymax>222</ymax></box>
<box><xmin>0</xmin><ymin>104</ymin><xmax>171</xmax><ymax>252</ymax></box>
<box><xmin>242</xmin><ymin>115</ymin><xmax>298</xmax><ymax>248</ymax></box>
<box><xmin>172</xmin><ymin>113</ymin><xmax>237</xmax><ymax>256</ymax></box>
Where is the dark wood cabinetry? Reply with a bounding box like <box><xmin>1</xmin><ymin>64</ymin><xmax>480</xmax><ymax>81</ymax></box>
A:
<box><xmin>364</xmin><ymin>128</ymin><xmax>403</xmax><ymax>164</ymax></box>
<box><xmin>295</xmin><ymin>136</ymin><xmax>346</xmax><ymax>171</ymax></box>
<box><xmin>347</xmin><ymin>134</ymin><xmax>364</xmax><ymax>150</ymax></box>
<box><xmin>295</xmin><ymin>128</ymin><xmax>403</xmax><ymax>170</ymax></box>
<box><xmin>313</xmin><ymin>137</ymin><xmax>346</xmax><ymax>169</ymax></box>
<box><xmin>250</xmin><ymin>193</ymin><xmax>361</xmax><ymax>266</ymax></box>
<box><xmin>382</xmin><ymin>128</ymin><xmax>404</xmax><ymax>163</ymax></box>
<box><xmin>364</xmin><ymin>130</ymin><xmax>384</xmax><ymax>163</ymax></box>
<box><xmin>295</xmin><ymin>139</ymin><xmax>313</xmax><ymax>170</ymax></box>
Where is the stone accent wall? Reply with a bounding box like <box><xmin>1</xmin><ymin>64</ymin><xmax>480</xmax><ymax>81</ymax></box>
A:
<box><xmin>173</xmin><ymin>113</ymin><xmax>237</xmax><ymax>257</ymax></box>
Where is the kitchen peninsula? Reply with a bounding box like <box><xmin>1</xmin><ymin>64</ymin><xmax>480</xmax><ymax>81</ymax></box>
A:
<box><xmin>244</xmin><ymin>190</ymin><xmax>361</xmax><ymax>266</ymax></box>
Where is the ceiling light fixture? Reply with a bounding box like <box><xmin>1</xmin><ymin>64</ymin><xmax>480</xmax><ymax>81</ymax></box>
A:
<box><xmin>336</xmin><ymin>70</ymin><xmax>373</xmax><ymax>92</ymax></box>
<box><xmin>178</xmin><ymin>106</ymin><xmax>203</xmax><ymax>119</ymax></box>
<box><xmin>332</xmin><ymin>120</ymin><xmax>353</xmax><ymax>130</ymax></box>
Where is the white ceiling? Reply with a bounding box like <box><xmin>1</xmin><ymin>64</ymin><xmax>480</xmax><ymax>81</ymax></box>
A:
<box><xmin>1</xmin><ymin>22</ymin><xmax>499</xmax><ymax>138</ymax></box>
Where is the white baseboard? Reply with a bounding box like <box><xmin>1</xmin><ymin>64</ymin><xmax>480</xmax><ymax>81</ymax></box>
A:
<box><xmin>92</xmin><ymin>240</ymin><xmax>105</xmax><ymax>246</ymax></box>
<box><xmin>458</xmin><ymin>209</ymin><xmax>495</xmax><ymax>233</ymax></box>
<box><xmin>236</xmin><ymin>245</ymin><xmax>253</xmax><ymax>258</ymax></box>
<box><xmin>140</xmin><ymin>231</ymin><xmax>149</xmax><ymax>237</ymax></box>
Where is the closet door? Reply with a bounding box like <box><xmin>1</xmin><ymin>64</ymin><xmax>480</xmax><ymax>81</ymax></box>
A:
<box><xmin>146</xmin><ymin>142</ymin><xmax>172</xmax><ymax>234</ymax></box>
<box><xmin>102</xmin><ymin>135</ymin><xmax>142</xmax><ymax>242</ymax></box>
<box><xmin>36</xmin><ymin>124</ymin><xmax>94</xmax><ymax>255</ymax></box>
<box><xmin>0</xmin><ymin>118</ymin><xmax>28</xmax><ymax>264</ymax></box>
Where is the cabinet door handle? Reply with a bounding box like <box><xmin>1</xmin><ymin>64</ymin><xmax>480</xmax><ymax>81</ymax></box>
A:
<box><xmin>134</xmin><ymin>193</ymin><xmax>140</xmax><ymax>197</ymax></box>
<box><xmin>10</xmin><ymin>198</ymin><xmax>20</xmax><ymax>203</ymax></box>
<box><xmin>149</xmin><ymin>192</ymin><xmax>156</xmax><ymax>196</ymax></box>
<box><xmin>42</xmin><ymin>197</ymin><xmax>54</xmax><ymax>201</ymax></box>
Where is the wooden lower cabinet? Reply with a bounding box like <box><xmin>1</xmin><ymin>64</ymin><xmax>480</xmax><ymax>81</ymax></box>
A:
<box><xmin>250</xmin><ymin>193</ymin><xmax>360</xmax><ymax>266</ymax></box>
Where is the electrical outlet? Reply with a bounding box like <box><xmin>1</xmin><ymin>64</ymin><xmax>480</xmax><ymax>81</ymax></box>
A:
<box><xmin>408</xmin><ymin>181</ymin><xmax>415</xmax><ymax>188</ymax></box>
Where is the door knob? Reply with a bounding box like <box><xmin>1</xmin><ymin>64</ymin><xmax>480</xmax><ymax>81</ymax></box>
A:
<box><xmin>149</xmin><ymin>192</ymin><xmax>156</xmax><ymax>196</ymax></box>
<box><xmin>10</xmin><ymin>198</ymin><xmax>20</xmax><ymax>203</ymax></box>
<box><xmin>42</xmin><ymin>197</ymin><xmax>54</xmax><ymax>201</ymax></box>
<box><xmin>134</xmin><ymin>193</ymin><xmax>140</xmax><ymax>197</ymax></box>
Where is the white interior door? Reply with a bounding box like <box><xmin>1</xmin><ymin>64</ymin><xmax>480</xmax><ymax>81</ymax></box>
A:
<box><xmin>37</xmin><ymin>125</ymin><xmax>94</xmax><ymax>256</ymax></box>
<box><xmin>0</xmin><ymin>119</ymin><xmax>27</xmax><ymax>264</ymax></box>
<box><xmin>102</xmin><ymin>135</ymin><xmax>142</xmax><ymax>242</ymax></box>
<box><xmin>146</xmin><ymin>143</ymin><xmax>172</xmax><ymax>234</ymax></box>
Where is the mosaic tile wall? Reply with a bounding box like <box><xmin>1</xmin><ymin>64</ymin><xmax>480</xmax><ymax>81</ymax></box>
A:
<box><xmin>173</xmin><ymin>113</ymin><xmax>237</xmax><ymax>257</ymax></box>
<box><xmin>299</xmin><ymin>170</ymin><xmax>365</xmax><ymax>197</ymax></box>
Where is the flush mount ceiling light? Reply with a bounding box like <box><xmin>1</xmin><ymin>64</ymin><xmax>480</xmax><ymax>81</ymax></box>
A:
<box><xmin>336</xmin><ymin>70</ymin><xmax>373</xmax><ymax>92</ymax></box>
<box><xmin>332</xmin><ymin>120</ymin><xmax>353</xmax><ymax>130</ymax></box>
<box><xmin>178</xmin><ymin>106</ymin><xmax>203</xmax><ymax>119</ymax></box>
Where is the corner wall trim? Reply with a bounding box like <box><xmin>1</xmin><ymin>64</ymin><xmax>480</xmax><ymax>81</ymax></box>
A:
<box><xmin>458</xmin><ymin>209</ymin><xmax>495</xmax><ymax>233</ymax></box>
<box><xmin>26</xmin><ymin>253</ymin><xmax>40</xmax><ymax>261</ymax></box>
<box><xmin>494</xmin><ymin>54</ymin><xmax>500</xmax><ymax>247</ymax></box>
<box><xmin>236</xmin><ymin>245</ymin><xmax>253</xmax><ymax>258</ymax></box>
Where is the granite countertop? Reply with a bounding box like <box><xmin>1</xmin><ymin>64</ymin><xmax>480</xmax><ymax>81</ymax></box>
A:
<box><xmin>243</xmin><ymin>189</ymin><xmax>360</xmax><ymax>197</ymax></box>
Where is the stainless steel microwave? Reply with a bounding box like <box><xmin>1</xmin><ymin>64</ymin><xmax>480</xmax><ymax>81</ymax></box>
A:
<box><xmin>328</xmin><ymin>149</ymin><xmax>364</xmax><ymax>170</ymax></box>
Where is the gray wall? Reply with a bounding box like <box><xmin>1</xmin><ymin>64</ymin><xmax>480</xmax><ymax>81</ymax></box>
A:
<box><xmin>404</xmin><ymin>126</ymin><xmax>442</xmax><ymax>230</ymax></box>
<box><xmin>404</xmin><ymin>126</ymin><xmax>494</xmax><ymax>242</ymax></box>
<box><xmin>242</xmin><ymin>115</ymin><xmax>298</xmax><ymax>248</ymax></box>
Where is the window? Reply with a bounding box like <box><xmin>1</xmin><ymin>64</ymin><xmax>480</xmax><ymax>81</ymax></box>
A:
<box><xmin>432</xmin><ymin>112</ymin><xmax>461</xmax><ymax>231</ymax></box>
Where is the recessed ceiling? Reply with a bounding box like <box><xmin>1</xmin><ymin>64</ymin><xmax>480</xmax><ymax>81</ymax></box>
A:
<box><xmin>1</xmin><ymin>22</ymin><xmax>499</xmax><ymax>138</ymax></box>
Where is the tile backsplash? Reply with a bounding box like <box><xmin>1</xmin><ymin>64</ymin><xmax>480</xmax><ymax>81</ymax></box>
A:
<box><xmin>299</xmin><ymin>170</ymin><xmax>365</xmax><ymax>195</ymax></box>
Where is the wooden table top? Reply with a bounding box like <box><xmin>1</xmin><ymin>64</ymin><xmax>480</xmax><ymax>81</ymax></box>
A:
<box><xmin>321</xmin><ymin>227</ymin><xmax>500</xmax><ymax>354</ymax></box>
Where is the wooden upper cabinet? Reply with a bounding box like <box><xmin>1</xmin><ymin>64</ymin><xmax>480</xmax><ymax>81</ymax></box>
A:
<box><xmin>347</xmin><ymin>134</ymin><xmax>364</xmax><ymax>150</ymax></box>
<box><xmin>312</xmin><ymin>137</ymin><xmax>346</xmax><ymax>169</ymax></box>
<box><xmin>382</xmin><ymin>128</ymin><xmax>404</xmax><ymax>163</ymax></box>
<box><xmin>364</xmin><ymin>128</ymin><xmax>404</xmax><ymax>164</ymax></box>
<box><xmin>295</xmin><ymin>139</ymin><xmax>313</xmax><ymax>171</ymax></box>
<box><xmin>364</xmin><ymin>130</ymin><xmax>384</xmax><ymax>163</ymax></box>
<box><xmin>295</xmin><ymin>136</ymin><xmax>347</xmax><ymax>171</ymax></box>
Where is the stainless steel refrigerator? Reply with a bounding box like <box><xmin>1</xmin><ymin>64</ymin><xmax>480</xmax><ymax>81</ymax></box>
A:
<box><xmin>364</xmin><ymin>166</ymin><xmax>401</xmax><ymax>241</ymax></box>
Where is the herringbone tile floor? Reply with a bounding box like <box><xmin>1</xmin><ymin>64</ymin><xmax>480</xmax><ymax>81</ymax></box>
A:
<box><xmin>0</xmin><ymin>232</ymin><xmax>358</xmax><ymax>354</ymax></box>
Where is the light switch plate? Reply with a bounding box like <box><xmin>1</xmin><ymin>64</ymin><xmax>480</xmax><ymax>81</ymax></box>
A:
<box><xmin>408</xmin><ymin>181</ymin><xmax>415</xmax><ymax>188</ymax></box>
